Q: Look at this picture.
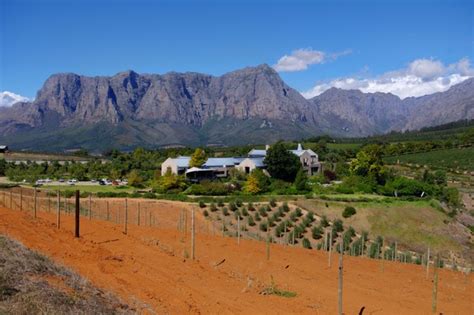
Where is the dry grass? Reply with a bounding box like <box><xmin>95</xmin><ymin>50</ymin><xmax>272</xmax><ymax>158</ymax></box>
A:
<box><xmin>0</xmin><ymin>234</ymin><xmax>134</xmax><ymax>315</ymax></box>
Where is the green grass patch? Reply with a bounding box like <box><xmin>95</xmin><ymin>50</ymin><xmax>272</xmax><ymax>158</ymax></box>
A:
<box><xmin>40</xmin><ymin>185</ymin><xmax>135</xmax><ymax>194</ymax></box>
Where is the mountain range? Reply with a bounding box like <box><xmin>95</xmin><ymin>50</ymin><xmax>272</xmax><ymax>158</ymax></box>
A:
<box><xmin>1</xmin><ymin>64</ymin><xmax>473</xmax><ymax>151</ymax></box>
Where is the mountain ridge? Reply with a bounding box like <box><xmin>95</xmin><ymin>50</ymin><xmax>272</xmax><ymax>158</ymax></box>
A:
<box><xmin>1</xmin><ymin>64</ymin><xmax>473</xmax><ymax>151</ymax></box>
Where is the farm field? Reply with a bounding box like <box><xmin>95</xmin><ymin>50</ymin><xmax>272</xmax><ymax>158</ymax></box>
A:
<box><xmin>384</xmin><ymin>147</ymin><xmax>474</xmax><ymax>171</ymax></box>
<box><xmin>0</xmin><ymin>203</ymin><xmax>472</xmax><ymax>314</ymax></box>
<box><xmin>39</xmin><ymin>184</ymin><xmax>136</xmax><ymax>194</ymax></box>
<box><xmin>0</xmin><ymin>151</ymin><xmax>91</xmax><ymax>162</ymax></box>
<box><xmin>296</xmin><ymin>199</ymin><xmax>470</xmax><ymax>257</ymax></box>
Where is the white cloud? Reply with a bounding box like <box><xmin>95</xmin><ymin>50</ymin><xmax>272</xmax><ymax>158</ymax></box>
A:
<box><xmin>0</xmin><ymin>91</ymin><xmax>30</xmax><ymax>107</ymax></box>
<box><xmin>302</xmin><ymin>58</ymin><xmax>474</xmax><ymax>99</ymax></box>
<box><xmin>273</xmin><ymin>48</ymin><xmax>351</xmax><ymax>72</ymax></box>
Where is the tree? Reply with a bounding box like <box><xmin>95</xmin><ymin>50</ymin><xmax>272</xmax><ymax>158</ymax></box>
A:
<box><xmin>264</xmin><ymin>142</ymin><xmax>301</xmax><ymax>181</ymax></box>
<box><xmin>0</xmin><ymin>159</ymin><xmax>6</xmax><ymax>176</ymax></box>
<box><xmin>342</xmin><ymin>206</ymin><xmax>357</xmax><ymax>218</ymax></box>
<box><xmin>127</xmin><ymin>169</ymin><xmax>143</xmax><ymax>187</ymax></box>
<box><xmin>294</xmin><ymin>168</ymin><xmax>309</xmax><ymax>191</ymax></box>
<box><xmin>244</xmin><ymin>172</ymin><xmax>261</xmax><ymax>194</ymax></box>
<box><xmin>189</xmin><ymin>148</ymin><xmax>206</xmax><ymax>168</ymax></box>
<box><xmin>349</xmin><ymin>144</ymin><xmax>386</xmax><ymax>184</ymax></box>
<box><xmin>157</xmin><ymin>169</ymin><xmax>186</xmax><ymax>192</ymax></box>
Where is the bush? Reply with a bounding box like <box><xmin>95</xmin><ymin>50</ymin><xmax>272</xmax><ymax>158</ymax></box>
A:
<box><xmin>295</xmin><ymin>208</ymin><xmax>303</xmax><ymax>217</ymax></box>
<box><xmin>342</xmin><ymin>206</ymin><xmax>356</xmax><ymax>218</ymax></box>
<box><xmin>234</xmin><ymin>210</ymin><xmax>242</xmax><ymax>220</ymax></box>
<box><xmin>210</xmin><ymin>202</ymin><xmax>218</xmax><ymax>212</ymax></box>
<box><xmin>254</xmin><ymin>212</ymin><xmax>261</xmax><ymax>222</ymax></box>
<box><xmin>311</xmin><ymin>226</ymin><xmax>323</xmax><ymax>239</ymax></box>
<box><xmin>241</xmin><ymin>207</ymin><xmax>249</xmax><ymax>216</ymax></box>
<box><xmin>282</xmin><ymin>202</ymin><xmax>290</xmax><ymax>212</ymax></box>
<box><xmin>259</xmin><ymin>222</ymin><xmax>268</xmax><ymax>232</ymax></box>
<box><xmin>199</xmin><ymin>201</ymin><xmax>206</xmax><ymax>208</ymax></box>
<box><xmin>187</xmin><ymin>181</ymin><xmax>230</xmax><ymax>195</ymax></box>
<box><xmin>333</xmin><ymin>219</ymin><xmax>344</xmax><ymax>232</ymax></box>
<box><xmin>229</xmin><ymin>201</ymin><xmax>237</xmax><ymax>211</ymax></box>
<box><xmin>247</xmin><ymin>215</ymin><xmax>256</xmax><ymax>226</ymax></box>
<box><xmin>203</xmin><ymin>210</ymin><xmax>209</xmax><ymax>217</ymax></box>
<box><xmin>258</xmin><ymin>207</ymin><xmax>268</xmax><ymax>217</ymax></box>
<box><xmin>235</xmin><ymin>199</ymin><xmax>243</xmax><ymax>207</ymax></box>
<box><xmin>320</xmin><ymin>215</ymin><xmax>329</xmax><ymax>227</ymax></box>
<box><xmin>302</xmin><ymin>238</ymin><xmax>311</xmax><ymax>249</ymax></box>
<box><xmin>222</xmin><ymin>207</ymin><xmax>229</xmax><ymax>216</ymax></box>
<box><xmin>269</xmin><ymin>198</ymin><xmax>277</xmax><ymax>207</ymax></box>
<box><xmin>248</xmin><ymin>202</ymin><xmax>255</xmax><ymax>211</ymax></box>
<box><xmin>217</xmin><ymin>200</ymin><xmax>224</xmax><ymax>207</ymax></box>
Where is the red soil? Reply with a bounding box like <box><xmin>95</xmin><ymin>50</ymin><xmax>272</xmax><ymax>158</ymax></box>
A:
<box><xmin>0</xmin><ymin>205</ymin><xmax>472</xmax><ymax>314</ymax></box>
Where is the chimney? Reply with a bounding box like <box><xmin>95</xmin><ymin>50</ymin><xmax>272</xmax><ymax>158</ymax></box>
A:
<box><xmin>265</xmin><ymin>144</ymin><xmax>270</xmax><ymax>150</ymax></box>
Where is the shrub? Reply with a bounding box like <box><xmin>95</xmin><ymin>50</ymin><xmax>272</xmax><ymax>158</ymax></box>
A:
<box><xmin>247</xmin><ymin>215</ymin><xmax>256</xmax><ymax>226</ymax></box>
<box><xmin>235</xmin><ymin>199</ymin><xmax>243</xmax><ymax>207</ymax></box>
<box><xmin>203</xmin><ymin>210</ymin><xmax>209</xmax><ymax>217</ymax></box>
<box><xmin>217</xmin><ymin>200</ymin><xmax>224</xmax><ymax>207</ymax></box>
<box><xmin>295</xmin><ymin>208</ymin><xmax>303</xmax><ymax>217</ymax></box>
<box><xmin>290</xmin><ymin>211</ymin><xmax>298</xmax><ymax>222</ymax></box>
<box><xmin>333</xmin><ymin>219</ymin><xmax>344</xmax><ymax>232</ymax></box>
<box><xmin>258</xmin><ymin>207</ymin><xmax>268</xmax><ymax>217</ymax></box>
<box><xmin>311</xmin><ymin>226</ymin><xmax>323</xmax><ymax>239</ymax></box>
<box><xmin>234</xmin><ymin>210</ymin><xmax>242</xmax><ymax>220</ymax></box>
<box><xmin>266</xmin><ymin>205</ymin><xmax>272</xmax><ymax>212</ymax></box>
<box><xmin>187</xmin><ymin>181</ymin><xmax>230</xmax><ymax>195</ymax></box>
<box><xmin>342</xmin><ymin>206</ymin><xmax>356</xmax><ymax>218</ymax></box>
<box><xmin>254</xmin><ymin>212</ymin><xmax>261</xmax><ymax>222</ymax></box>
<box><xmin>305</xmin><ymin>211</ymin><xmax>315</xmax><ymax>223</ymax></box>
<box><xmin>248</xmin><ymin>202</ymin><xmax>255</xmax><ymax>211</ymax></box>
<box><xmin>241</xmin><ymin>207</ymin><xmax>249</xmax><ymax>216</ymax></box>
<box><xmin>229</xmin><ymin>202</ymin><xmax>237</xmax><ymax>211</ymax></box>
<box><xmin>259</xmin><ymin>222</ymin><xmax>268</xmax><ymax>232</ymax></box>
<box><xmin>210</xmin><ymin>202</ymin><xmax>218</xmax><ymax>212</ymax></box>
<box><xmin>320</xmin><ymin>215</ymin><xmax>329</xmax><ymax>227</ymax></box>
<box><xmin>302</xmin><ymin>238</ymin><xmax>311</xmax><ymax>249</ymax></box>
<box><xmin>222</xmin><ymin>207</ymin><xmax>229</xmax><ymax>216</ymax></box>
<box><xmin>269</xmin><ymin>198</ymin><xmax>277</xmax><ymax>207</ymax></box>
<box><xmin>199</xmin><ymin>201</ymin><xmax>206</xmax><ymax>208</ymax></box>
<box><xmin>282</xmin><ymin>202</ymin><xmax>290</xmax><ymax>212</ymax></box>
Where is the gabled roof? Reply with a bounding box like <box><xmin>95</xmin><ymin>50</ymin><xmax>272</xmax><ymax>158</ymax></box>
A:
<box><xmin>185</xmin><ymin>167</ymin><xmax>213</xmax><ymax>174</ymax></box>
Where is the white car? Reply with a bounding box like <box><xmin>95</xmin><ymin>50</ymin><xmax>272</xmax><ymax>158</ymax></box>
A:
<box><xmin>67</xmin><ymin>180</ymin><xmax>75</xmax><ymax>185</ymax></box>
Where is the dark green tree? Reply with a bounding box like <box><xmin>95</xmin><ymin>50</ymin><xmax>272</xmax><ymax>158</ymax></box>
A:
<box><xmin>264</xmin><ymin>142</ymin><xmax>301</xmax><ymax>182</ymax></box>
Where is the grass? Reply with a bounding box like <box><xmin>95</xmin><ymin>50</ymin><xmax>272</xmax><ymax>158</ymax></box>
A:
<box><xmin>0</xmin><ymin>152</ymin><xmax>90</xmax><ymax>162</ymax></box>
<box><xmin>261</xmin><ymin>277</ymin><xmax>297</xmax><ymax>298</ymax></box>
<box><xmin>296</xmin><ymin>198</ymin><xmax>461</xmax><ymax>254</ymax></box>
<box><xmin>0</xmin><ymin>234</ymin><xmax>134</xmax><ymax>314</ymax></box>
<box><xmin>384</xmin><ymin>147</ymin><xmax>474</xmax><ymax>171</ymax></box>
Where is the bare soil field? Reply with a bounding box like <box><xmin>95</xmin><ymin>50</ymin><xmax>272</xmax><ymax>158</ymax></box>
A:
<box><xmin>0</xmin><ymin>205</ymin><xmax>472</xmax><ymax>314</ymax></box>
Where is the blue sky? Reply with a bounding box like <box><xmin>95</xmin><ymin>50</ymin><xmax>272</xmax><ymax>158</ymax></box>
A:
<box><xmin>1</xmin><ymin>0</ymin><xmax>473</xmax><ymax>102</ymax></box>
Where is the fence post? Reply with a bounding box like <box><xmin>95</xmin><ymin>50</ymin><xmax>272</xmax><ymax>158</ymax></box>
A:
<box><xmin>48</xmin><ymin>195</ymin><xmax>51</xmax><ymax>213</ymax></box>
<box><xmin>426</xmin><ymin>247</ymin><xmax>431</xmax><ymax>278</ymax></box>
<box><xmin>20</xmin><ymin>188</ymin><xmax>22</xmax><ymax>211</ymax></box>
<box><xmin>266</xmin><ymin>223</ymin><xmax>270</xmax><ymax>261</ymax></box>
<box><xmin>137</xmin><ymin>202</ymin><xmax>140</xmax><ymax>226</ymax></box>
<box><xmin>432</xmin><ymin>254</ymin><xmax>439</xmax><ymax>313</ymax></box>
<box><xmin>124</xmin><ymin>198</ymin><xmax>128</xmax><ymax>235</ymax></box>
<box><xmin>328</xmin><ymin>230</ymin><xmax>333</xmax><ymax>267</ymax></box>
<box><xmin>106</xmin><ymin>201</ymin><xmax>110</xmax><ymax>221</ymax></box>
<box><xmin>338</xmin><ymin>242</ymin><xmax>344</xmax><ymax>315</ymax></box>
<box><xmin>57</xmin><ymin>191</ymin><xmax>61</xmax><ymax>228</ymax></box>
<box><xmin>361</xmin><ymin>234</ymin><xmax>365</xmax><ymax>257</ymax></box>
<box><xmin>10</xmin><ymin>191</ymin><xmax>12</xmax><ymax>209</ymax></box>
<box><xmin>74</xmin><ymin>190</ymin><xmax>80</xmax><ymax>238</ymax></box>
<box><xmin>237</xmin><ymin>215</ymin><xmax>241</xmax><ymax>245</ymax></box>
<box><xmin>34</xmin><ymin>188</ymin><xmax>37</xmax><ymax>218</ymax></box>
<box><xmin>89</xmin><ymin>194</ymin><xmax>92</xmax><ymax>220</ymax></box>
<box><xmin>191</xmin><ymin>208</ymin><xmax>195</xmax><ymax>260</ymax></box>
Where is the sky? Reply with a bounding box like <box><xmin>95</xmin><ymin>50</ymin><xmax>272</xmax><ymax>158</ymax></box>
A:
<box><xmin>0</xmin><ymin>0</ymin><xmax>473</xmax><ymax>106</ymax></box>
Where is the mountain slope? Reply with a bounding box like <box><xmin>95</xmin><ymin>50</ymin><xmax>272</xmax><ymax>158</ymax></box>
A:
<box><xmin>0</xmin><ymin>66</ymin><xmax>472</xmax><ymax>151</ymax></box>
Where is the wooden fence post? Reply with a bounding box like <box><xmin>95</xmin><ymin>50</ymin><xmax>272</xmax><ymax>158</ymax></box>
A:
<box><xmin>137</xmin><ymin>202</ymin><xmax>140</xmax><ymax>226</ymax></box>
<box><xmin>48</xmin><ymin>195</ymin><xmax>51</xmax><ymax>213</ymax></box>
<box><xmin>361</xmin><ymin>234</ymin><xmax>365</xmax><ymax>257</ymax></box>
<box><xmin>34</xmin><ymin>188</ymin><xmax>37</xmax><ymax>218</ymax></box>
<box><xmin>237</xmin><ymin>215</ymin><xmax>241</xmax><ymax>245</ymax></box>
<box><xmin>10</xmin><ymin>191</ymin><xmax>12</xmax><ymax>209</ymax></box>
<box><xmin>426</xmin><ymin>247</ymin><xmax>431</xmax><ymax>278</ymax></box>
<box><xmin>57</xmin><ymin>191</ymin><xmax>61</xmax><ymax>229</ymax></box>
<box><xmin>124</xmin><ymin>198</ymin><xmax>128</xmax><ymax>235</ymax></box>
<box><xmin>432</xmin><ymin>254</ymin><xmax>439</xmax><ymax>314</ymax></box>
<box><xmin>74</xmin><ymin>190</ymin><xmax>80</xmax><ymax>238</ymax></box>
<box><xmin>191</xmin><ymin>208</ymin><xmax>195</xmax><ymax>260</ymax></box>
<box><xmin>89</xmin><ymin>194</ymin><xmax>92</xmax><ymax>220</ymax></box>
<box><xmin>266</xmin><ymin>223</ymin><xmax>270</xmax><ymax>261</ymax></box>
<box><xmin>106</xmin><ymin>201</ymin><xmax>110</xmax><ymax>221</ymax></box>
<box><xmin>338</xmin><ymin>242</ymin><xmax>344</xmax><ymax>315</ymax></box>
<box><xmin>328</xmin><ymin>230</ymin><xmax>333</xmax><ymax>267</ymax></box>
<box><xmin>20</xmin><ymin>188</ymin><xmax>22</xmax><ymax>211</ymax></box>
<box><xmin>381</xmin><ymin>238</ymin><xmax>385</xmax><ymax>272</ymax></box>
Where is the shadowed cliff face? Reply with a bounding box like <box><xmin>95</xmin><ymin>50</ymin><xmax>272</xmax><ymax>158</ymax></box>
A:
<box><xmin>0</xmin><ymin>64</ymin><xmax>472</xmax><ymax>151</ymax></box>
